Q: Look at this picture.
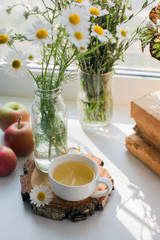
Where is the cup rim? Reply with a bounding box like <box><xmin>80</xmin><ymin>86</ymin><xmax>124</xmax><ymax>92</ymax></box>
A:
<box><xmin>48</xmin><ymin>153</ymin><xmax>99</xmax><ymax>188</ymax></box>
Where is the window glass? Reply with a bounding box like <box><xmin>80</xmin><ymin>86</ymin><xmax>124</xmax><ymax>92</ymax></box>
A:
<box><xmin>117</xmin><ymin>0</ymin><xmax>160</xmax><ymax>71</ymax></box>
<box><xmin>0</xmin><ymin>0</ymin><xmax>159</xmax><ymax>72</ymax></box>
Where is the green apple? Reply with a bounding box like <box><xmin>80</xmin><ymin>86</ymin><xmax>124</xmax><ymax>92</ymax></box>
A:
<box><xmin>0</xmin><ymin>102</ymin><xmax>30</xmax><ymax>132</ymax></box>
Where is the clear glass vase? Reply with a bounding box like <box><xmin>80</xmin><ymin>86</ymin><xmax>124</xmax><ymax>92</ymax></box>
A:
<box><xmin>31</xmin><ymin>87</ymin><xmax>67</xmax><ymax>173</ymax></box>
<box><xmin>78</xmin><ymin>71</ymin><xmax>114</xmax><ymax>133</ymax></box>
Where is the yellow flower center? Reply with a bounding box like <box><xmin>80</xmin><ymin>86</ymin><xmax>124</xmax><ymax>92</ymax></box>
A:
<box><xmin>121</xmin><ymin>29</ymin><xmax>127</xmax><ymax>37</ymax></box>
<box><xmin>93</xmin><ymin>26</ymin><xmax>104</xmax><ymax>35</ymax></box>
<box><xmin>37</xmin><ymin>192</ymin><xmax>46</xmax><ymax>201</ymax></box>
<box><xmin>0</xmin><ymin>34</ymin><xmax>8</xmax><ymax>44</ymax></box>
<box><xmin>80</xmin><ymin>47</ymin><xmax>85</xmax><ymax>50</ymax></box>
<box><xmin>69</xmin><ymin>14</ymin><xmax>80</xmax><ymax>25</ymax></box>
<box><xmin>28</xmin><ymin>55</ymin><xmax>34</xmax><ymax>60</ymax></box>
<box><xmin>12</xmin><ymin>59</ymin><xmax>21</xmax><ymax>69</ymax></box>
<box><xmin>89</xmin><ymin>8</ymin><xmax>100</xmax><ymax>16</ymax></box>
<box><xmin>74</xmin><ymin>32</ymin><xmax>83</xmax><ymax>40</ymax></box>
<box><xmin>36</xmin><ymin>29</ymin><xmax>48</xmax><ymax>39</ymax></box>
<box><xmin>75</xmin><ymin>0</ymin><xmax>82</xmax><ymax>2</ymax></box>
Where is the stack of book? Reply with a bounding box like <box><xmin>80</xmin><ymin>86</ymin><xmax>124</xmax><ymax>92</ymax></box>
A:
<box><xmin>125</xmin><ymin>91</ymin><xmax>160</xmax><ymax>176</ymax></box>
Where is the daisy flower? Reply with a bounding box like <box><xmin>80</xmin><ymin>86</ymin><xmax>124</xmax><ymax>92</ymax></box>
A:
<box><xmin>68</xmin><ymin>143</ymin><xmax>85</xmax><ymax>154</ymax></box>
<box><xmin>73</xmin><ymin>0</ymin><xmax>90</xmax><ymax>5</ymax></box>
<box><xmin>30</xmin><ymin>184</ymin><xmax>53</xmax><ymax>207</ymax></box>
<box><xmin>61</xmin><ymin>4</ymin><xmax>90</xmax><ymax>33</ymax></box>
<box><xmin>88</xmin><ymin>5</ymin><xmax>108</xmax><ymax>17</ymax></box>
<box><xmin>0</xmin><ymin>28</ymin><xmax>12</xmax><ymax>45</ymax></box>
<box><xmin>4</xmin><ymin>50</ymin><xmax>28</xmax><ymax>78</ymax></box>
<box><xmin>26</xmin><ymin>22</ymin><xmax>52</xmax><ymax>45</ymax></box>
<box><xmin>91</xmin><ymin>24</ymin><xmax>110</xmax><ymax>42</ymax></box>
<box><xmin>116</xmin><ymin>23</ymin><xmax>131</xmax><ymax>41</ymax></box>
<box><xmin>77</xmin><ymin>143</ymin><xmax>85</xmax><ymax>152</ymax></box>
<box><xmin>78</xmin><ymin>43</ymin><xmax>88</xmax><ymax>53</ymax></box>
<box><xmin>68</xmin><ymin>25</ymin><xmax>90</xmax><ymax>48</ymax></box>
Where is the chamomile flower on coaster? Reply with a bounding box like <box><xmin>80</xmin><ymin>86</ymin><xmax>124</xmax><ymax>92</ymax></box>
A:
<box><xmin>88</xmin><ymin>5</ymin><xmax>108</xmax><ymax>17</ymax></box>
<box><xmin>68</xmin><ymin>25</ymin><xmax>90</xmax><ymax>48</ymax></box>
<box><xmin>0</xmin><ymin>28</ymin><xmax>12</xmax><ymax>45</ymax></box>
<box><xmin>68</xmin><ymin>143</ymin><xmax>85</xmax><ymax>154</ymax></box>
<box><xmin>91</xmin><ymin>24</ymin><xmax>109</xmax><ymax>42</ymax></box>
<box><xmin>116</xmin><ymin>24</ymin><xmax>131</xmax><ymax>41</ymax></box>
<box><xmin>30</xmin><ymin>184</ymin><xmax>53</xmax><ymax>207</ymax></box>
<box><xmin>61</xmin><ymin>4</ymin><xmax>90</xmax><ymax>33</ymax></box>
<box><xmin>77</xmin><ymin>143</ymin><xmax>85</xmax><ymax>153</ymax></box>
<box><xmin>4</xmin><ymin>50</ymin><xmax>28</xmax><ymax>78</ymax></box>
<box><xmin>26</xmin><ymin>22</ymin><xmax>52</xmax><ymax>45</ymax></box>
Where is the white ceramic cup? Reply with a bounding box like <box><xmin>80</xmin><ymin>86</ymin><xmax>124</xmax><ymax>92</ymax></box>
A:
<box><xmin>48</xmin><ymin>153</ymin><xmax>112</xmax><ymax>202</ymax></box>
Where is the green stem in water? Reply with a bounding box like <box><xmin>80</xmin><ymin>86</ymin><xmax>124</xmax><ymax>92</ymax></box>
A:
<box><xmin>48</xmin><ymin>136</ymin><xmax>52</xmax><ymax>161</ymax></box>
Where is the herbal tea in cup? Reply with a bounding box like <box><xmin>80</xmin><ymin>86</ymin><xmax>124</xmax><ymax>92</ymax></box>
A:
<box><xmin>52</xmin><ymin>161</ymin><xmax>95</xmax><ymax>186</ymax></box>
<box><xmin>48</xmin><ymin>153</ymin><xmax>112</xmax><ymax>202</ymax></box>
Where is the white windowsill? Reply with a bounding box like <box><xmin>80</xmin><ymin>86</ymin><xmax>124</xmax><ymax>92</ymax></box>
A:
<box><xmin>0</xmin><ymin>95</ymin><xmax>159</xmax><ymax>240</ymax></box>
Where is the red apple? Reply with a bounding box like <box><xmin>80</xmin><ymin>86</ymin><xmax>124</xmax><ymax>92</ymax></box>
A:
<box><xmin>0</xmin><ymin>102</ymin><xmax>30</xmax><ymax>132</ymax></box>
<box><xmin>0</xmin><ymin>146</ymin><xmax>17</xmax><ymax>176</ymax></box>
<box><xmin>4</xmin><ymin>118</ymin><xmax>34</xmax><ymax>156</ymax></box>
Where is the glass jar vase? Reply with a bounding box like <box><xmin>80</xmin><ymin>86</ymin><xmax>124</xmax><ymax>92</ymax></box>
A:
<box><xmin>78</xmin><ymin>71</ymin><xmax>114</xmax><ymax>133</ymax></box>
<box><xmin>31</xmin><ymin>87</ymin><xmax>67</xmax><ymax>173</ymax></box>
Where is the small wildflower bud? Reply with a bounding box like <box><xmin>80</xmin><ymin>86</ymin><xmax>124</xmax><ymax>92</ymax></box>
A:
<box><xmin>47</xmin><ymin>43</ymin><xmax>52</xmax><ymax>48</ymax></box>
<box><xmin>127</xmin><ymin>4</ymin><xmax>133</xmax><ymax>11</ymax></box>
<box><xmin>32</xmin><ymin>6</ymin><xmax>39</xmax><ymax>12</ymax></box>
<box><xmin>6</xmin><ymin>7</ymin><xmax>12</xmax><ymax>15</ymax></box>
<box><xmin>28</xmin><ymin>55</ymin><xmax>34</xmax><ymax>61</ymax></box>
<box><xmin>24</xmin><ymin>11</ymin><xmax>30</xmax><ymax>20</ymax></box>
<box><xmin>7</xmin><ymin>40</ymin><xmax>14</xmax><ymax>46</ymax></box>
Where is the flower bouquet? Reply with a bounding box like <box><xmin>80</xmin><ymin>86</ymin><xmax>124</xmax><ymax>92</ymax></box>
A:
<box><xmin>61</xmin><ymin>0</ymin><xmax>157</xmax><ymax>131</ymax></box>
<box><xmin>2</xmin><ymin>1</ymin><xmax>82</xmax><ymax>172</ymax></box>
<box><xmin>1</xmin><ymin>0</ymin><xmax>157</xmax><ymax>171</ymax></box>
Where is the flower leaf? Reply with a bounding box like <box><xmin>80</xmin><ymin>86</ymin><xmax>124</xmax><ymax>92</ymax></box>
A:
<box><xmin>142</xmin><ymin>0</ymin><xmax>148</xmax><ymax>9</ymax></box>
<box><xmin>140</xmin><ymin>23</ymin><xmax>157</xmax><ymax>52</ymax></box>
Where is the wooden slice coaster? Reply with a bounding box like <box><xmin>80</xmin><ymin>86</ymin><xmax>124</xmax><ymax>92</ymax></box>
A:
<box><xmin>20</xmin><ymin>154</ymin><xmax>114</xmax><ymax>222</ymax></box>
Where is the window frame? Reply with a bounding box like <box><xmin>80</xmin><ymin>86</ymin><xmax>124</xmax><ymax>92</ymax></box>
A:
<box><xmin>1</xmin><ymin>65</ymin><xmax>160</xmax><ymax>106</ymax></box>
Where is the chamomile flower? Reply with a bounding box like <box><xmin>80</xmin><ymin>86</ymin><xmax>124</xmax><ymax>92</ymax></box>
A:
<box><xmin>116</xmin><ymin>23</ymin><xmax>131</xmax><ymax>41</ymax></box>
<box><xmin>30</xmin><ymin>184</ymin><xmax>53</xmax><ymax>207</ymax></box>
<box><xmin>73</xmin><ymin>0</ymin><xmax>90</xmax><ymax>5</ymax></box>
<box><xmin>68</xmin><ymin>143</ymin><xmax>85</xmax><ymax>154</ymax></box>
<box><xmin>78</xmin><ymin>43</ymin><xmax>88</xmax><ymax>53</ymax></box>
<box><xmin>0</xmin><ymin>28</ymin><xmax>12</xmax><ymax>45</ymax></box>
<box><xmin>68</xmin><ymin>25</ymin><xmax>90</xmax><ymax>48</ymax></box>
<box><xmin>61</xmin><ymin>5</ymin><xmax>90</xmax><ymax>33</ymax></box>
<box><xmin>4</xmin><ymin>50</ymin><xmax>28</xmax><ymax>78</ymax></box>
<box><xmin>91</xmin><ymin>24</ymin><xmax>110</xmax><ymax>42</ymax></box>
<box><xmin>88</xmin><ymin>5</ymin><xmax>108</xmax><ymax>17</ymax></box>
<box><xmin>26</xmin><ymin>22</ymin><xmax>52</xmax><ymax>45</ymax></box>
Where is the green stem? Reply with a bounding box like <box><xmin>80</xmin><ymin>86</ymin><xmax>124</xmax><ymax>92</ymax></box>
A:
<box><xmin>42</xmin><ymin>0</ymin><xmax>51</xmax><ymax>21</ymax></box>
<box><xmin>17</xmin><ymin>116</ymin><xmax>22</xmax><ymax>129</ymax></box>
<box><xmin>124</xmin><ymin>0</ymin><xmax>156</xmax><ymax>23</ymax></box>
<box><xmin>49</xmin><ymin>137</ymin><xmax>52</xmax><ymax>161</ymax></box>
